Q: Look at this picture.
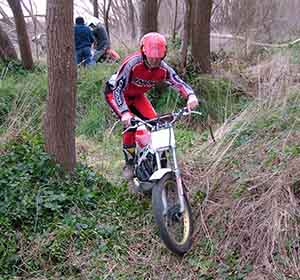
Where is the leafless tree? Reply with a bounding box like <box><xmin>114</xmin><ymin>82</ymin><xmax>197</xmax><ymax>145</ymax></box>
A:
<box><xmin>0</xmin><ymin>23</ymin><xmax>18</xmax><ymax>61</ymax></box>
<box><xmin>180</xmin><ymin>0</ymin><xmax>192</xmax><ymax>73</ymax></box>
<box><xmin>191</xmin><ymin>0</ymin><xmax>212</xmax><ymax>73</ymax></box>
<box><xmin>128</xmin><ymin>0</ymin><xmax>136</xmax><ymax>40</ymax></box>
<box><xmin>0</xmin><ymin>5</ymin><xmax>14</xmax><ymax>27</ymax></box>
<box><xmin>20</xmin><ymin>0</ymin><xmax>43</xmax><ymax>30</ymax></box>
<box><xmin>140</xmin><ymin>0</ymin><xmax>158</xmax><ymax>37</ymax></box>
<box><xmin>109</xmin><ymin>0</ymin><xmax>126</xmax><ymax>37</ymax></box>
<box><xmin>7</xmin><ymin>0</ymin><xmax>34</xmax><ymax>69</ymax></box>
<box><xmin>156</xmin><ymin>0</ymin><xmax>185</xmax><ymax>39</ymax></box>
<box><xmin>212</xmin><ymin>0</ymin><xmax>286</xmax><ymax>42</ymax></box>
<box><xmin>171</xmin><ymin>0</ymin><xmax>178</xmax><ymax>43</ymax></box>
<box><xmin>99</xmin><ymin>0</ymin><xmax>112</xmax><ymax>39</ymax></box>
<box><xmin>93</xmin><ymin>0</ymin><xmax>99</xmax><ymax>18</ymax></box>
<box><xmin>44</xmin><ymin>0</ymin><xmax>77</xmax><ymax>172</ymax></box>
<box><xmin>20</xmin><ymin>0</ymin><xmax>43</xmax><ymax>60</ymax></box>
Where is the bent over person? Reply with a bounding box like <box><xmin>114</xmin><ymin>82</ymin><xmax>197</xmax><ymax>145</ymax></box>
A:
<box><xmin>89</xmin><ymin>22</ymin><xmax>110</xmax><ymax>62</ymax></box>
<box><xmin>104</xmin><ymin>32</ymin><xmax>199</xmax><ymax>180</ymax></box>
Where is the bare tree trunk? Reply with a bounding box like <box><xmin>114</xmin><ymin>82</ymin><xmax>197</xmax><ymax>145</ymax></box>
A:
<box><xmin>224</xmin><ymin>0</ymin><xmax>230</xmax><ymax>26</ymax></box>
<box><xmin>128</xmin><ymin>0</ymin><xmax>136</xmax><ymax>40</ymax></box>
<box><xmin>0</xmin><ymin>23</ymin><xmax>18</xmax><ymax>61</ymax></box>
<box><xmin>44</xmin><ymin>0</ymin><xmax>76</xmax><ymax>172</ymax></box>
<box><xmin>140</xmin><ymin>0</ymin><xmax>158</xmax><ymax>37</ymax></box>
<box><xmin>157</xmin><ymin>0</ymin><xmax>163</xmax><ymax>10</ymax></box>
<box><xmin>191</xmin><ymin>0</ymin><xmax>212</xmax><ymax>73</ymax></box>
<box><xmin>28</xmin><ymin>0</ymin><xmax>38</xmax><ymax>59</ymax></box>
<box><xmin>104</xmin><ymin>0</ymin><xmax>112</xmax><ymax>40</ymax></box>
<box><xmin>93</xmin><ymin>0</ymin><xmax>99</xmax><ymax>18</ymax></box>
<box><xmin>20</xmin><ymin>0</ymin><xmax>41</xmax><ymax>60</ymax></box>
<box><xmin>20</xmin><ymin>0</ymin><xmax>44</xmax><ymax>30</ymax></box>
<box><xmin>180</xmin><ymin>0</ymin><xmax>192</xmax><ymax>72</ymax></box>
<box><xmin>7</xmin><ymin>0</ymin><xmax>34</xmax><ymax>69</ymax></box>
<box><xmin>172</xmin><ymin>0</ymin><xmax>178</xmax><ymax>43</ymax></box>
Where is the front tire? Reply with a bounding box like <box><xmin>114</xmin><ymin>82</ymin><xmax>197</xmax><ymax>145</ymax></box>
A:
<box><xmin>152</xmin><ymin>172</ymin><xmax>193</xmax><ymax>255</ymax></box>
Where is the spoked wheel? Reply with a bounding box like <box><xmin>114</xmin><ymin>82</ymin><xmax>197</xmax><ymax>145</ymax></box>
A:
<box><xmin>152</xmin><ymin>172</ymin><xmax>193</xmax><ymax>255</ymax></box>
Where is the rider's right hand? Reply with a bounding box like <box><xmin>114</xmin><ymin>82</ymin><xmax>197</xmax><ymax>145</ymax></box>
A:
<box><xmin>121</xmin><ymin>111</ymin><xmax>133</xmax><ymax>127</ymax></box>
<box><xmin>187</xmin><ymin>94</ymin><xmax>199</xmax><ymax>111</ymax></box>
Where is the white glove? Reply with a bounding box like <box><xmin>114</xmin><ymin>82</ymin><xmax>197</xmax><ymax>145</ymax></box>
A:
<box><xmin>121</xmin><ymin>111</ymin><xmax>133</xmax><ymax>127</ymax></box>
<box><xmin>187</xmin><ymin>95</ymin><xmax>199</xmax><ymax>111</ymax></box>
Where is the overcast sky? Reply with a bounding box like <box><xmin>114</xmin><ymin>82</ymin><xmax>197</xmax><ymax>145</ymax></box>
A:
<box><xmin>0</xmin><ymin>0</ymin><xmax>98</xmax><ymax>23</ymax></box>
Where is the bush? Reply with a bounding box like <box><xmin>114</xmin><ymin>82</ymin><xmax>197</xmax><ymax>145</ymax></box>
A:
<box><xmin>0</xmin><ymin>82</ymin><xmax>15</xmax><ymax>124</ymax></box>
<box><xmin>146</xmin><ymin>74</ymin><xmax>249</xmax><ymax>126</ymax></box>
<box><xmin>191</xmin><ymin>76</ymin><xmax>249</xmax><ymax>122</ymax></box>
<box><xmin>0</xmin><ymin>133</ymin><xmax>112</xmax><ymax>275</ymax></box>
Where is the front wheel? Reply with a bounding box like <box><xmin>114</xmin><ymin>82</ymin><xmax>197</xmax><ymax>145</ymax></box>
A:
<box><xmin>152</xmin><ymin>173</ymin><xmax>193</xmax><ymax>255</ymax></box>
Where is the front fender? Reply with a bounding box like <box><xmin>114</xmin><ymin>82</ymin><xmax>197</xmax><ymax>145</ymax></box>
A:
<box><xmin>149</xmin><ymin>168</ymin><xmax>173</xmax><ymax>181</ymax></box>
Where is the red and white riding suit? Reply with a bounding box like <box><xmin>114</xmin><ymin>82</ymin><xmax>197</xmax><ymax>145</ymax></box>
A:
<box><xmin>105</xmin><ymin>51</ymin><xmax>195</xmax><ymax>149</ymax></box>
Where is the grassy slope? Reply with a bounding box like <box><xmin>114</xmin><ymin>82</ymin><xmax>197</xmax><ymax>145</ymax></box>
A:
<box><xmin>1</xmin><ymin>50</ymin><xmax>299</xmax><ymax>279</ymax></box>
<box><xmin>186</xmin><ymin>54</ymin><xmax>300</xmax><ymax>279</ymax></box>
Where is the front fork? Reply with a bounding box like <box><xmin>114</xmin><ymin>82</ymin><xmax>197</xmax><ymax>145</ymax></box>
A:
<box><xmin>155</xmin><ymin>147</ymin><xmax>185</xmax><ymax>213</ymax></box>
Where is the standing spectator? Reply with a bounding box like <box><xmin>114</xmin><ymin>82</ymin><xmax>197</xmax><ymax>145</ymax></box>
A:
<box><xmin>74</xmin><ymin>16</ymin><xmax>95</xmax><ymax>66</ymax></box>
<box><xmin>89</xmin><ymin>22</ymin><xmax>110</xmax><ymax>62</ymax></box>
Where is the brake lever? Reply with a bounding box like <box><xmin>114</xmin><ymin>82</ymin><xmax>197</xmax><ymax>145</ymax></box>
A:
<box><xmin>176</xmin><ymin>107</ymin><xmax>190</xmax><ymax>118</ymax></box>
<box><xmin>122</xmin><ymin>117</ymin><xmax>153</xmax><ymax>135</ymax></box>
<box><xmin>190</xmin><ymin>110</ymin><xmax>202</xmax><ymax>116</ymax></box>
<box><xmin>122</xmin><ymin>122</ymin><xmax>138</xmax><ymax>134</ymax></box>
<box><xmin>108</xmin><ymin>119</ymin><xmax>120</xmax><ymax>136</ymax></box>
<box><xmin>170</xmin><ymin>108</ymin><xmax>200</xmax><ymax>125</ymax></box>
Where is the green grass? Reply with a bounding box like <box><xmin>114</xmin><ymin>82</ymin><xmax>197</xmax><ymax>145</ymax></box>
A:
<box><xmin>191</xmin><ymin>77</ymin><xmax>250</xmax><ymax>123</ymax></box>
<box><xmin>0</xmin><ymin>133</ymin><xmax>154</xmax><ymax>278</ymax></box>
<box><xmin>188</xmin><ymin>89</ymin><xmax>300</xmax><ymax>280</ymax></box>
<box><xmin>0</xmin><ymin>62</ymin><xmax>119</xmax><ymax>137</ymax></box>
<box><xmin>0</xmin><ymin>52</ymin><xmax>263</xmax><ymax>279</ymax></box>
<box><xmin>1</xmin><ymin>55</ymin><xmax>248</xmax><ymax>140</ymax></box>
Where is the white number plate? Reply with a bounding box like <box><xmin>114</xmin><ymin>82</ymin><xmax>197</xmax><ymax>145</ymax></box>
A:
<box><xmin>151</xmin><ymin>128</ymin><xmax>175</xmax><ymax>150</ymax></box>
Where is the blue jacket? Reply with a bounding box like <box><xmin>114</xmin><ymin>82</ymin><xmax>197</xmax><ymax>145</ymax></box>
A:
<box><xmin>74</xmin><ymin>23</ymin><xmax>94</xmax><ymax>50</ymax></box>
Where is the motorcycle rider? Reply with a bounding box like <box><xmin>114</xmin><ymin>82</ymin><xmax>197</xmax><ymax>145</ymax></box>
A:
<box><xmin>104</xmin><ymin>32</ymin><xmax>199</xmax><ymax>180</ymax></box>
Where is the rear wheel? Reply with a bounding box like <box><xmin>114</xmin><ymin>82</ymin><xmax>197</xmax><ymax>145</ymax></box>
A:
<box><xmin>152</xmin><ymin>172</ymin><xmax>193</xmax><ymax>255</ymax></box>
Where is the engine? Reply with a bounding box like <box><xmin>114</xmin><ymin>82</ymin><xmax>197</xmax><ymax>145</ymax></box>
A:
<box><xmin>135</xmin><ymin>151</ymin><xmax>156</xmax><ymax>182</ymax></box>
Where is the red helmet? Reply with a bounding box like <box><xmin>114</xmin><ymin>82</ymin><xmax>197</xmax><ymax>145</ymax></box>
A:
<box><xmin>140</xmin><ymin>32</ymin><xmax>167</xmax><ymax>59</ymax></box>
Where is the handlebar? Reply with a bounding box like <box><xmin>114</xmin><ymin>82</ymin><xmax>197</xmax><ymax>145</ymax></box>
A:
<box><xmin>122</xmin><ymin>107</ymin><xmax>202</xmax><ymax>134</ymax></box>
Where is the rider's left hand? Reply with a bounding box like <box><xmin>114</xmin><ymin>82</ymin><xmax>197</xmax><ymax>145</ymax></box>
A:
<box><xmin>121</xmin><ymin>111</ymin><xmax>133</xmax><ymax>127</ymax></box>
<box><xmin>187</xmin><ymin>95</ymin><xmax>199</xmax><ymax>111</ymax></box>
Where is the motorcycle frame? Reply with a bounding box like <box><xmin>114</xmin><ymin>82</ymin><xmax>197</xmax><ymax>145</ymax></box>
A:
<box><xmin>135</xmin><ymin>123</ymin><xmax>186</xmax><ymax>213</ymax></box>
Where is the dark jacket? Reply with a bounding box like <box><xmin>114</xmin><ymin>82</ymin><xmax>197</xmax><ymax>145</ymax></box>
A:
<box><xmin>93</xmin><ymin>24</ymin><xmax>110</xmax><ymax>50</ymax></box>
<box><xmin>74</xmin><ymin>23</ymin><xmax>94</xmax><ymax>50</ymax></box>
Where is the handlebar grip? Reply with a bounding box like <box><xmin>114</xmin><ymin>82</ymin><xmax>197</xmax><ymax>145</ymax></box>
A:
<box><xmin>182</xmin><ymin>107</ymin><xmax>189</xmax><ymax>114</ymax></box>
<box><xmin>179</xmin><ymin>107</ymin><xmax>190</xmax><ymax>117</ymax></box>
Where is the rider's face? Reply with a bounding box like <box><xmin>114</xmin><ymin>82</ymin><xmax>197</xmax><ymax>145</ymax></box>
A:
<box><xmin>146</xmin><ymin>57</ymin><xmax>162</xmax><ymax>68</ymax></box>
